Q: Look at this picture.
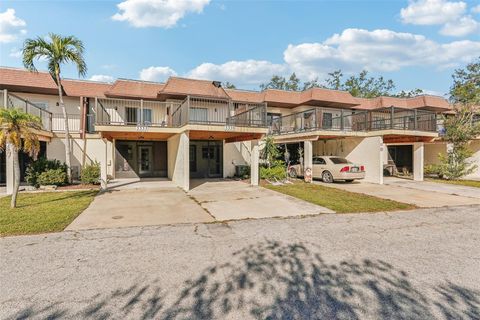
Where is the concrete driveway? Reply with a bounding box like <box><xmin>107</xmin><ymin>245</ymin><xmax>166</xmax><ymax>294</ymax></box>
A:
<box><xmin>189</xmin><ymin>180</ymin><xmax>332</xmax><ymax>221</ymax></box>
<box><xmin>66</xmin><ymin>179</ymin><xmax>214</xmax><ymax>230</ymax></box>
<box><xmin>315</xmin><ymin>177</ymin><xmax>480</xmax><ymax>208</ymax></box>
<box><xmin>67</xmin><ymin>179</ymin><xmax>331</xmax><ymax>230</ymax></box>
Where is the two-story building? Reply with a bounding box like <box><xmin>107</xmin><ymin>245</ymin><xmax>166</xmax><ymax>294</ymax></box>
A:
<box><xmin>1</xmin><ymin>66</ymin><xmax>478</xmax><ymax>195</ymax></box>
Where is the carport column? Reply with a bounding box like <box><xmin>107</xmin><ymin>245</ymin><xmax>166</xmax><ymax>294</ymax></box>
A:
<box><xmin>100</xmin><ymin>138</ymin><xmax>108</xmax><ymax>190</ymax></box>
<box><xmin>304</xmin><ymin>140</ymin><xmax>313</xmax><ymax>183</ymax></box>
<box><xmin>413</xmin><ymin>142</ymin><xmax>424</xmax><ymax>181</ymax></box>
<box><xmin>5</xmin><ymin>143</ymin><xmax>14</xmax><ymax>195</ymax></box>
<box><xmin>250</xmin><ymin>140</ymin><xmax>259</xmax><ymax>186</ymax></box>
<box><xmin>180</xmin><ymin>131</ymin><xmax>190</xmax><ymax>191</ymax></box>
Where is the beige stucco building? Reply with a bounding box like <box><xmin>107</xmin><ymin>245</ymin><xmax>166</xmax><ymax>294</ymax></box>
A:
<box><xmin>1</xmin><ymin>67</ymin><xmax>478</xmax><ymax>195</ymax></box>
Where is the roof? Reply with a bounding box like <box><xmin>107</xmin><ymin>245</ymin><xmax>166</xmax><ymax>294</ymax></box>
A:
<box><xmin>354</xmin><ymin>95</ymin><xmax>451</xmax><ymax>111</ymax></box>
<box><xmin>106</xmin><ymin>79</ymin><xmax>165</xmax><ymax>99</ymax></box>
<box><xmin>0</xmin><ymin>67</ymin><xmax>110</xmax><ymax>97</ymax></box>
<box><xmin>0</xmin><ymin>67</ymin><xmax>452</xmax><ymax>111</ymax></box>
<box><xmin>159</xmin><ymin>77</ymin><xmax>230</xmax><ymax>99</ymax></box>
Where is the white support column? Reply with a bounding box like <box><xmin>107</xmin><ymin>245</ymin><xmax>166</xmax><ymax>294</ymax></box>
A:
<box><xmin>250</xmin><ymin>140</ymin><xmax>259</xmax><ymax>186</ymax></box>
<box><xmin>413</xmin><ymin>142</ymin><xmax>425</xmax><ymax>181</ymax></box>
<box><xmin>180</xmin><ymin>131</ymin><xmax>190</xmax><ymax>191</ymax></box>
<box><xmin>100</xmin><ymin>139</ymin><xmax>108</xmax><ymax>190</ymax></box>
<box><xmin>5</xmin><ymin>143</ymin><xmax>14</xmax><ymax>195</ymax></box>
<box><xmin>304</xmin><ymin>140</ymin><xmax>313</xmax><ymax>183</ymax></box>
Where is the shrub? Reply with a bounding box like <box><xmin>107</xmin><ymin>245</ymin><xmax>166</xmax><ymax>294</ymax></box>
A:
<box><xmin>37</xmin><ymin>169</ymin><xmax>68</xmax><ymax>186</ymax></box>
<box><xmin>260</xmin><ymin>165</ymin><xmax>286</xmax><ymax>180</ymax></box>
<box><xmin>235</xmin><ymin>165</ymin><xmax>250</xmax><ymax>179</ymax></box>
<box><xmin>25</xmin><ymin>158</ymin><xmax>67</xmax><ymax>187</ymax></box>
<box><xmin>81</xmin><ymin>162</ymin><xmax>100</xmax><ymax>185</ymax></box>
<box><xmin>424</xmin><ymin>164</ymin><xmax>443</xmax><ymax>177</ymax></box>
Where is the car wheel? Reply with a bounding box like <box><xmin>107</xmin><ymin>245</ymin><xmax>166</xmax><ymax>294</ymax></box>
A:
<box><xmin>345</xmin><ymin>179</ymin><xmax>354</xmax><ymax>183</ymax></box>
<box><xmin>322</xmin><ymin>171</ymin><xmax>334</xmax><ymax>183</ymax></box>
<box><xmin>289</xmin><ymin>167</ymin><xmax>298</xmax><ymax>178</ymax></box>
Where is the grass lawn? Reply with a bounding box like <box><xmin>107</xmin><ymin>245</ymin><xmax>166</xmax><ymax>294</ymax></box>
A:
<box><xmin>265</xmin><ymin>182</ymin><xmax>415</xmax><ymax>213</ymax></box>
<box><xmin>427</xmin><ymin>178</ymin><xmax>480</xmax><ymax>188</ymax></box>
<box><xmin>0</xmin><ymin>191</ymin><xmax>97</xmax><ymax>237</ymax></box>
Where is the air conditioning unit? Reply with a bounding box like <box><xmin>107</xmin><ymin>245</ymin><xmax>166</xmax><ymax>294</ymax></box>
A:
<box><xmin>71</xmin><ymin>165</ymin><xmax>80</xmax><ymax>180</ymax></box>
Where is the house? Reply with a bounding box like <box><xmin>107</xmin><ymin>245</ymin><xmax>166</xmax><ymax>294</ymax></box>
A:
<box><xmin>1</xmin><ymin>66</ymin><xmax>479</xmax><ymax>194</ymax></box>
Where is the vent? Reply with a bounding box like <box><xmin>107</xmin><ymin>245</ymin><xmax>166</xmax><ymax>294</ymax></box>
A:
<box><xmin>212</xmin><ymin>81</ymin><xmax>222</xmax><ymax>88</ymax></box>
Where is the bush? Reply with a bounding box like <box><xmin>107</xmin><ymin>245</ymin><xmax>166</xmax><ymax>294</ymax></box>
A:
<box><xmin>260</xmin><ymin>165</ymin><xmax>286</xmax><ymax>180</ymax></box>
<box><xmin>424</xmin><ymin>164</ymin><xmax>443</xmax><ymax>177</ymax></box>
<box><xmin>81</xmin><ymin>162</ymin><xmax>101</xmax><ymax>185</ymax></box>
<box><xmin>25</xmin><ymin>158</ymin><xmax>67</xmax><ymax>187</ymax></box>
<box><xmin>37</xmin><ymin>169</ymin><xmax>68</xmax><ymax>186</ymax></box>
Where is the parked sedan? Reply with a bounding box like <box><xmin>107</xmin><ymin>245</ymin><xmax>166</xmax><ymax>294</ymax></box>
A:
<box><xmin>289</xmin><ymin>156</ymin><xmax>365</xmax><ymax>183</ymax></box>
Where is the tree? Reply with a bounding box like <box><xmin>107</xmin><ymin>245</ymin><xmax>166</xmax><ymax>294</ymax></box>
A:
<box><xmin>223</xmin><ymin>81</ymin><xmax>236</xmax><ymax>89</ymax></box>
<box><xmin>439</xmin><ymin>57</ymin><xmax>480</xmax><ymax>179</ymax></box>
<box><xmin>260</xmin><ymin>70</ymin><xmax>423</xmax><ymax>98</ymax></box>
<box><xmin>260</xmin><ymin>136</ymin><xmax>280</xmax><ymax>168</ymax></box>
<box><xmin>260</xmin><ymin>73</ymin><xmax>303</xmax><ymax>91</ymax></box>
<box><xmin>0</xmin><ymin>109</ymin><xmax>42</xmax><ymax>208</ymax></box>
<box><xmin>23</xmin><ymin>33</ymin><xmax>87</xmax><ymax>183</ymax></box>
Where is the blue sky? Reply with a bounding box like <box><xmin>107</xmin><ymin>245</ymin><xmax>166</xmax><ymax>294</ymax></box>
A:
<box><xmin>1</xmin><ymin>0</ymin><xmax>479</xmax><ymax>96</ymax></box>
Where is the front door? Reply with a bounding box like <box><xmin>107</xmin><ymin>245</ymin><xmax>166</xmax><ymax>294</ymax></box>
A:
<box><xmin>138</xmin><ymin>146</ymin><xmax>153</xmax><ymax>176</ymax></box>
<box><xmin>208</xmin><ymin>144</ymin><xmax>222</xmax><ymax>177</ymax></box>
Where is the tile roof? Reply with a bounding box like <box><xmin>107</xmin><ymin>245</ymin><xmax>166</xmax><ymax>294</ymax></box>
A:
<box><xmin>0</xmin><ymin>67</ymin><xmax>452</xmax><ymax>111</ymax></box>
<box><xmin>105</xmin><ymin>79</ymin><xmax>165</xmax><ymax>99</ymax></box>
<box><xmin>159</xmin><ymin>77</ymin><xmax>230</xmax><ymax>99</ymax></box>
<box><xmin>0</xmin><ymin>67</ymin><xmax>111</xmax><ymax>97</ymax></box>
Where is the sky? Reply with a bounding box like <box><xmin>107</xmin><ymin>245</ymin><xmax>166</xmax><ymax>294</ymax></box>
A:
<box><xmin>0</xmin><ymin>0</ymin><xmax>479</xmax><ymax>97</ymax></box>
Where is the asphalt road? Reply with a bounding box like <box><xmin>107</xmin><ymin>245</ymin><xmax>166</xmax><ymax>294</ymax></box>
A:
<box><xmin>1</xmin><ymin>205</ymin><xmax>479</xmax><ymax>319</ymax></box>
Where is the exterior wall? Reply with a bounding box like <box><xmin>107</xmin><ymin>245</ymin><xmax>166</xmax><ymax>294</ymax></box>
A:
<box><xmin>313</xmin><ymin>136</ymin><xmax>384</xmax><ymax>183</ymax></box>
<box><xmin>46</xmin><ymin>135</ymin><xmax>114</xmax><ymax>179</ymax></box>
<box><xmin>223</xmin><ymin>141</ymin><xmax>252</xmax><ymax>177</ymax></box>
<box><xmin>12</xmin><ymin>92</ymin><xmax>82</xmax><ymax>132</ymax></box>
<box><xmin>425</xmin><ymin>140</ymin><xmax>480</xmax><ymax>179</ymax></box>
<box><xmin>167</xmin><ymin>132</ymin><xmax>189</xmax><ymax>191</ymax></box>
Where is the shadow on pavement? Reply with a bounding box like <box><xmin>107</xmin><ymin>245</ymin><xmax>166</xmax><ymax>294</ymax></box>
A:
<box><xmin>9</xmin><ymin>240</ymin><xmax>480</xmax><ymax>319</ymax></box>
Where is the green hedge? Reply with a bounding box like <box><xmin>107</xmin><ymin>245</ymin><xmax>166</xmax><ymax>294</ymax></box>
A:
<box><xmin>81</xmin><ymin>162</ymin><xmax>101</xmax><ymax>185</ymax></box>
<box><xmin>37</xmin><ymin>169</ymin><xmax>68</xmax><ymax>186</ymax></box>
<box><xmin>26</xmin><ymin>158</ymin><xmax>68</xmax><ymax>187</ymax></box>
<box><xmin>260</xmin><ymin>165</ymin><xmax>286</xmax><ymax>180</ymax></box>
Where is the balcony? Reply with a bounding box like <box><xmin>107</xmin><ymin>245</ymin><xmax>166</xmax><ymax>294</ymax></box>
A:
<box><xmin>94</xmin><ymin>96</ymin><xmax>268</xmax><ymax>129</ymax></box>
<box><xmin>1</xmin><ymin>90</ymin><xmax>52</xmax><ymax>132</ymax></box>
<box><xmin>270</xmin><ymin>106</ymin><xmax>438</xmax><ymax>135</ymax></box>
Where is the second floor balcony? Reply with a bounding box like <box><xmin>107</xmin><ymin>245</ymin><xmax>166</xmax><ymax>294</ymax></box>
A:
<box><xmin>270</xmin><ymin>106</ymin><xmax>438</xmax><ymax>135</ymax></box>
<box><xmin>94</xmin><ymin>96</ymin><xmax>268</xmax><ymax>130</ymax></box>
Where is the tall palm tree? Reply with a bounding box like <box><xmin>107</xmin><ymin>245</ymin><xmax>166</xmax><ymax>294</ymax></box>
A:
<box><xmin>22</xmin><ymin>33</ymin><xmax>87</xmax><ymax>183</ymax></box>
<box><xmin>0</xmin><ymin>109</ymin><xmax>42</xmax><ymax>208</ymax></box>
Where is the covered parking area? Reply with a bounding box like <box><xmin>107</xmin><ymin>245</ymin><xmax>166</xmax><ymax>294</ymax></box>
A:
<box><xmin>274</xmin><ymin>130</ymin><xmax>438</xmax><ymax>185</ymax></box>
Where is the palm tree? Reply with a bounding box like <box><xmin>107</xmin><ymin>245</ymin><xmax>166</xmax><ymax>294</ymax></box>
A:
<box><xmin>0</xmin><ymin>109</ymin><xmax>42</xmax><ymax>208</ymax></box>
<box><xmin>22</xmin><ymin>33</ymin><xmax>87</xmax><ymax>183</ymax></box>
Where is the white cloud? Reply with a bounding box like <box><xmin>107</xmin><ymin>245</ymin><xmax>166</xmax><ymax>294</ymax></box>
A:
<box><xmin>400</xmin><ymin>0</ymin><xmax>466</xmax><ymax>25</ymax></box>
<box><xmin>0</xmin><ymin>9</ymin><xmax>27</xmax><ymax>43</ymax></box>
<box><xmin>139</xmin><ymin>66</ymin><xmax>177</xmax><ymax>82</ymax></box>
<box><xmin>283</xmin><ymin>28</ymin><xmax>480</xmax><ymax>78</ymax></box>
<box><xmin>400</xmin><ymin>0</ymin><xmax>480</xmax><ymax>36</ymax></box>
<box><xmin>440</xmin><ymin>15</ymin><xmax>480</xmax><ymax>36</ymax></box>
<box><xmin>89</xmin><ymin>75</ymin><xmax>115</xmax><ymax>82</ymax></box>
<box><xmin>9</xmin><ymin>48</ymin><xmax>22</xmax><ymax>58</ymax></box>
<box><xmin>112</xmin><ymin>0</ymin><xmax>210</xmax><ymax>28</ymax></box>
<box><xmin>187</xmin><ymin>60</ymin><xmax>287</xmax><ymax>86</ymax></box>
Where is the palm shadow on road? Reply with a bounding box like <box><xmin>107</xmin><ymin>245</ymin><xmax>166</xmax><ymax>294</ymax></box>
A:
<box><xmin>9</xmin><ymin>240</ymin><xmax>480</xmax><ymax>319</ymax></box>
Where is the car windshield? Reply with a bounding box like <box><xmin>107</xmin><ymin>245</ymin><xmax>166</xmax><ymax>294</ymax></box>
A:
<box><xmin>329</xmin><ymin>157</ymin><xmax>351</xmax><ymax>164</ymax></box>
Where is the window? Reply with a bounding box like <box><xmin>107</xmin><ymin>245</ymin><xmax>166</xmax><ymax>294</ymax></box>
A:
<box><xmin>125</xmin><ymin>107</ymin><xmax>137</xmax><ymax>124</ymax></box>
<box><xmin>330</xmin><ymin>157</ymin><xmax>351</xmax><ymax>164</ymax></box>
<box><xmin>267</xmin><ymin>113</ymin><xmax>281</xmax><ymax>126</ymax></box>
<box><xmin>142</xmin><ymin>109</ymin><xmax>152</xmax><ymax>124</ymax></box>
<box><xmin>32</xmin><ymin>102</ymin><xmax>49</xmax><ymax>110</ymax></box>
<box><xmin>313</xmin><ymin>157</ymin><xmax>326</xmax><ymax>165</ymax></box>
<box><xmin>190</xmin><ymin>107</ymin><xmax>208</xmax><ymax>123</ymax></box>
<box><xmin>322</xmin><ymin>113</ymin><xmax>333</xmax><ymax>129</ymax></box>
<box><xmin>189</xmin><ymin>145</ymin><xmax>197</xmax><ymax>172</ymax></box>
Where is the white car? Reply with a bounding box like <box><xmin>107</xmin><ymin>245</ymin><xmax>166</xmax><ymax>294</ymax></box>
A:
<box><xmin>289</xmin><ymin>156</ymin><xmax>365</xmax><ymax>183</ymax></box>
